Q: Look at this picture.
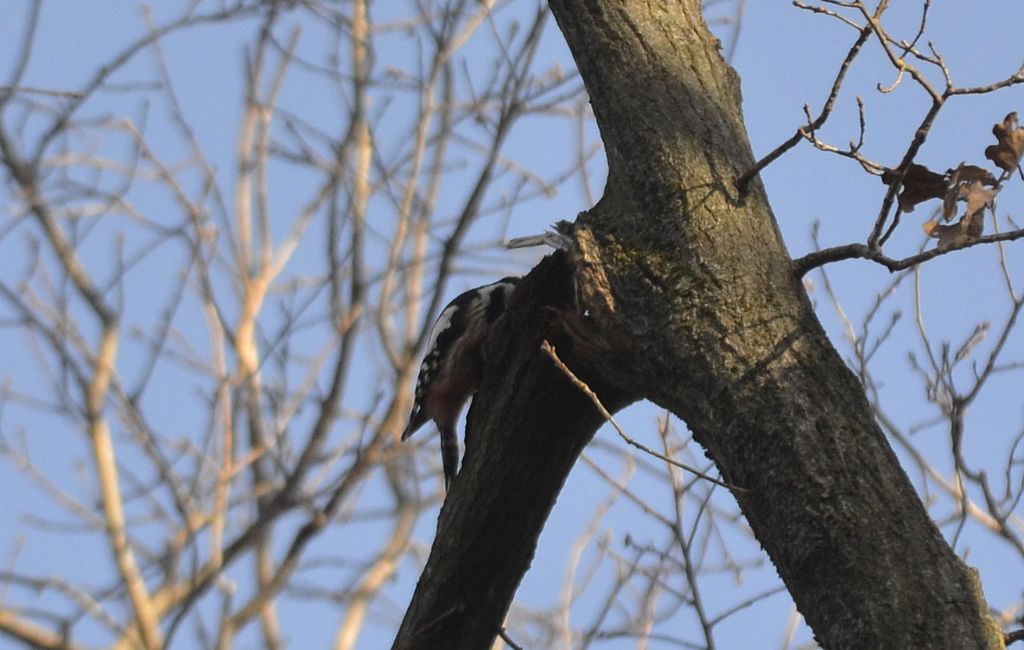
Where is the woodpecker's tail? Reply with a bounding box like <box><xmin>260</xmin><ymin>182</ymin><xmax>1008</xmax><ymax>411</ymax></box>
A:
<box><xmin>439</xmin><ymin>420</ymin><xmax>459</xmax><ymax>491</ymax></box>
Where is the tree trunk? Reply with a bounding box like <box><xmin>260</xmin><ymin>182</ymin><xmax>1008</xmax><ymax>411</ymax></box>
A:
<box><xmin>394</xmin><ymin>2</ymin><xmax>1003</xmax><ymax>649</ymax></box>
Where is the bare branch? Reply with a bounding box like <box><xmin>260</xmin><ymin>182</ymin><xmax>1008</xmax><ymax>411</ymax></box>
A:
<box><xmin>541</xmin><ymin>340</ymin><xmax>744</xmax><ymax>492</ymax></box>
<box><xmin>737</xmin><ymin>23</ymin><xmax>872</xmax><ymax>192</ymax></box>
<box><xmin>795</xmin><ymin>227</ymin><xmax>1024</xmax><ymax>275</ymax></box>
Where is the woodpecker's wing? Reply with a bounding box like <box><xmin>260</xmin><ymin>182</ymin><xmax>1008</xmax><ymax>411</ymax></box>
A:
<box><xmin>400</xmin><ymin>276</ymin><xmax>520</xmax><ymax>443</ymax></box>
<box><xmin>401</xmin><ymin>402</ymin><xmax>429</xmax><ymax>440</ymax></box>
<box><xmin>401</xmin><ymin>295</ymin><xmax>463</xmax><ymax>441</ymax></box>
<box><xmin>402</xmin><ymin>346</ymin><xmax>441</xmax><ymax>440</ymax></box>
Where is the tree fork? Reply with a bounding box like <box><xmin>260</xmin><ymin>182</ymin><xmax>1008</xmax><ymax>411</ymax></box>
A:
<box><xmin>395</xmin><ymin>2</ymin><xmax>1003</xmax><ymax>648</ymax></box>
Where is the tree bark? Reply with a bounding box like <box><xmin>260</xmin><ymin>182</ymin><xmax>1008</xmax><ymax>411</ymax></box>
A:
<box><xmin>394</xmin><ymin>2</ymin><xmax>1003</xmax><ymax>649</ymax></box>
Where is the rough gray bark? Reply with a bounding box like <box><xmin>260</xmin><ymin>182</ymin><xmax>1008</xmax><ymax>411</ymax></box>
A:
<box><xmin>393</xmin><ymin>2</ymin><xmax>1003</xmax><ymax>649</ymax></box>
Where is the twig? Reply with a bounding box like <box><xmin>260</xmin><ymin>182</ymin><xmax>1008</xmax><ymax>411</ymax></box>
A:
<box><xmin>794</xmin><ymin>227</ymin><xmax>1024</xmax><ymax>276</ymax></box>
<box><xmin>0</xmin><ymin>85</ymin><xmax>84</xmax><ymax>99</ymax></box>
<box><xmin>899</xmin><ymin>0</ymin><xmax>930</xmax><ymax>57</ymax></box>
<box><xmin>792</xmin><ymin>1</ymin><xmax>862</xmax><ymax>30</ymax></box>
<box><xmin>708</xmin><ymin>584</ymin><xmax>788</xmax><ymax>627</ymax></box>
<box><xmin>1007</xmin><ymin>629</ymin><xmax>1024</xmax><ymax>646</ymax></box>
<box><xmin>857</xmin><ymin>3</ymin><xmax>941</xmax><ymax>102</ymax></box>
<box><xmin>34</xmin><ymin>3</ymin><xmax>266</xmax><ymax>160</ymax></box>
<box><xmin>0</xmin><ymin>0</ymin><xmax>42</xmax><ymax>109</ymax></box>
<box><xmin>498</xmin><ymin>628</ymin><xmax>524</xmax><ymax>650</ymax></box>
<box><xmin>737</xmin><ymin>24</ymin><xmax>871</xmax><ymax>192</ymax></box>
<box><xmin>540</xmin><ymin>341</ymin><xmax>747</xmax><ymax>492</ymax></box>
<box><xmin>949</xmin><ymin>61</ymin><xmax>1024</xmax><ymax>96</ymax></box>
<box><xmin>866</xmin><ymin>100</ymin><xmax>944</xmax><ymax>249</ymax></box>
<box><xmin>799</xmin><ymin>99</ymin><xmax>885</xmax><ymax>175</ymax></box>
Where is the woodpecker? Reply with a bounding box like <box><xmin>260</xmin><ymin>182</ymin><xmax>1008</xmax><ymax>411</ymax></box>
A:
<box><xmin>402</xmin><ymin>277</ymin><xmax>520</xmax><ymax>490</ymax></box>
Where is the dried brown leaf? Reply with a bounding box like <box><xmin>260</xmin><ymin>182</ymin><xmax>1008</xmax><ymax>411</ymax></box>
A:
<box><xmin>941</xmin><ymin>164</ymin><xmax>999</xmax><ymax>222</ymax></box>
<box><xmin>882</xmin><ymin>163</ymin><xmax>947</xmax><ymax>212</ymax></box>
<box><xmin>962</xmin><ymin>180</ymin><xmax>996</xmax><ymax>220</ymax></box>
<box><xmin>924</xmin><ymin>209</ymin><xmax>985</xmax><ymax>250</ymax></box>
<box><xmin>984</xmin><ymin>112</ymin><xmax>1024</xmax><ymax>172</ymax></box>
<box><xmin>965</xmin><ymin>209</ymin><xmax>984</xmax><ymax>240</ymax></box>
<box><xmin>942</xmin><ymin>189</ymin><xmax>959</xmax><ymax>222</ymax></box>
<box><xmin>949</xmin><ymin>162</ymin><xmax>997</xmax><ymax>186</ymax></box>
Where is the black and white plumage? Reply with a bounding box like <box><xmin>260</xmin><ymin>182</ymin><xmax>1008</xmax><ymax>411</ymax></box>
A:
<box><xmin>402</xmin><ymin>276</ymin><xmax>520</xmax><ymax>490</ymax></box>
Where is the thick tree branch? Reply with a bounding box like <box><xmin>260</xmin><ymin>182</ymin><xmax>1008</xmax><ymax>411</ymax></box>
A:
<box><xmin>392</xmin><ymin>253</ymin><xmax>635</xmax><ymax>649</ymax></box>
<box><xmin>547</xmin><ymin>2</ymin><xmax>1002</xmax><ymax>648</ymax></box>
